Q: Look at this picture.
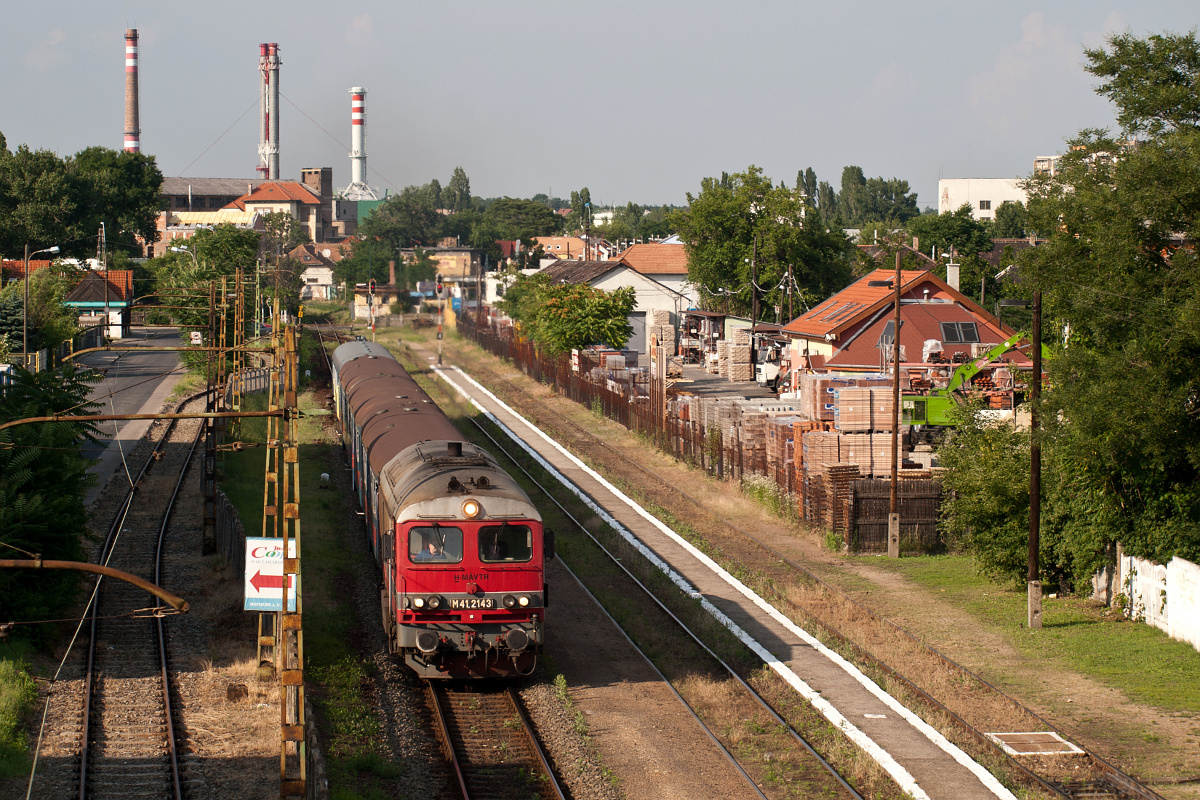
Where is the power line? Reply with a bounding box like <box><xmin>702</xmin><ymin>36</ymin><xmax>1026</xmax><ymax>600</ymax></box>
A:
<box><xmin>280</xmin><ymin>92</ymin><xmax>399</xmax><ymax>194</ymax></box>
<box><xmin>177</xmin><ymin>98</ymin><xmax>258</xmax><ymax>177</ymax></box>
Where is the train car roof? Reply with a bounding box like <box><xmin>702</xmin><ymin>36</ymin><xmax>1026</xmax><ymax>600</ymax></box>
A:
<box><xmin>379</xmin><ymin>440</ymin><xmax>542</xmax><ymax>524</ymax></box>
<box><xmin>331</xmin><ymin>340</ymin><xmax>396</xmax><ymax>373</ymax></box>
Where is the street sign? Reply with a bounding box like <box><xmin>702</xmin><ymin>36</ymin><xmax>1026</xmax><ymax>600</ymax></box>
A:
<box><xmin>244</xmin><ymin>537</ymin><xmax>297</xmax><ymax>611</ymax></box>
<box><xmin>190</xmin><ymin>331</ymin><xmax>203</xmax><ymax>345</ymax></box>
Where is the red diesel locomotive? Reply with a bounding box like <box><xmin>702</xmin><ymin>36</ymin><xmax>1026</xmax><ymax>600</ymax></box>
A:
<box><xmin>331</xmin><ymin>340</ymin><xmax>551</xmax><ymax>678</ymax></box>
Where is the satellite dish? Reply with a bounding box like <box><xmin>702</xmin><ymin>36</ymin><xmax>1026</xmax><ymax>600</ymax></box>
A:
<box><xmin>322</xmin><ymin>249</ymin><xmax>331</xmax><ymax>258</ymax></box>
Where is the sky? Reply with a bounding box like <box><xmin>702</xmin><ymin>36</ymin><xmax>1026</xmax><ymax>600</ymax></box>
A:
<box><xmin>3</xmin><ymin>1</ymin><xmax>1195</xmax><ymax>210</ymax></box>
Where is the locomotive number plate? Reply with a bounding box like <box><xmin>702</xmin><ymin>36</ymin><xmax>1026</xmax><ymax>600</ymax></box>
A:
<box><xmin>450</xmin><ymin>597</ymin><xmax>494</xmax><ymax>610</ymax></box>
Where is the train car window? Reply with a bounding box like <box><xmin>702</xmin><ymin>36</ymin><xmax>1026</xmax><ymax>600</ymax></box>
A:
<box><xmin>478</xmin><ymin>524</ymin><xmax>533</xmax><ymax>563</ymax></box>
<box><xmin>408</xmin><ymin>526</ymin><xmax>463</xmax><ymax>564</ymax></box>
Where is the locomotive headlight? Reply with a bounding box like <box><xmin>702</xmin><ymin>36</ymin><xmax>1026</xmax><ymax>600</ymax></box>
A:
<box><xmin>426</xmin><ymin>595</ymin><xmax>442</xmax><ymax>610</ymax></box>
<box><xmin>462</xmin><ymin>498</ymin><xmax>481</xmax><ymax>518</ymax></box>
<box><xmin>411</xmin><ymin>597</ymin><xmax>425</xmax><ymax>609</ymax></box>
<box><xmin>502</xmin><ymin>595</ymin><xmax>517</xmax><ymax>609</ymax></box>
<box><xmin>517</xmin><ymin>594</ymin><xmax>530</xmax><ymax>607</ymax></box>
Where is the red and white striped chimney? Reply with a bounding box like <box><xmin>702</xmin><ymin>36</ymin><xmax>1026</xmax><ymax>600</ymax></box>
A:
<box><xmin>350</xmin><ymin>87</ymin><xmax>366</xmax><ymax>187</ymax></box>
<box><xmin>257</xmin><ymin>43</ymin><xmax>281</xmax><ymax>179</ymax></box>
<box><xmin>123</xmin><ymin>29</ymin><xmax>140</xmax><ymax>153</ymax></box>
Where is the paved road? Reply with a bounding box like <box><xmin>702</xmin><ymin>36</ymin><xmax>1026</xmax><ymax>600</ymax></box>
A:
<box><xmin>76</xmin><ymin>327</ymin><xmax>187</xmax><ymax>505</ymax></box>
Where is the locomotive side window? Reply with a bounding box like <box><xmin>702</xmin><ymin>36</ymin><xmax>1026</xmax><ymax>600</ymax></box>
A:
<box><xmin>408</xmin><ymin>526</ymin><xmax>463</xmax><ymax>564</ymax></box>
<box><xmin>478</xmin><ymin>523</ymin><xmax>533</xmax><ymax>563</ymax></box>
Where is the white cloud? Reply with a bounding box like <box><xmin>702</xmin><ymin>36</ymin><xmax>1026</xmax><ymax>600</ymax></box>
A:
<box><xmin>26</xmin><ymin>28</ymin><xmax>68</xmax><ymax>68</ymax></box>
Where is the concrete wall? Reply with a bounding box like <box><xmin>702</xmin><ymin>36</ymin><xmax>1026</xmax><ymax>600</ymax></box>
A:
<box><xmin>1093</xmin><ymin>549</ymin><xmax>1200</xmax><ymax>653</ymax></box>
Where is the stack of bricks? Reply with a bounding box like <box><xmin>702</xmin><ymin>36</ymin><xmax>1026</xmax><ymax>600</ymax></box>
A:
<box><xmin>733</xmin><ymin>327</ymin><xmax>752</xmax><ymax>345</ymax></box>
<box><xmin>649</xmin><ymin>309</ymin><xmax>674</xmax><ymax>354</ymax></box>
<box><xmin>713</xmin><ymin>340</ymin><xmax>728</xmax><ymax>375</ymax></box>
<box><xmin>833</xmin><ymin>387</ymin><xmax>894</xmax><ymax>432</ymax></box>
<box><xmin>728</xmin><ymin>342</ymin><xmax>753</xmax><ymax>381</ymax></box>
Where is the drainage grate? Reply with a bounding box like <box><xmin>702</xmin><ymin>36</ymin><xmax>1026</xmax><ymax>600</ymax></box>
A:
<box><xmin>986</xmin><ymin>731</ymin><xmax>1086</xmax><ymax>756</ymax></box>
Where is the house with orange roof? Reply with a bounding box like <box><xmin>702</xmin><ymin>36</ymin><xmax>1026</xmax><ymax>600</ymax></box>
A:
<box><xmin>225</xmin><ymin>181</ymin><xmax>332</xmax><ymax>243</ymax></box>
<box><xmin>781</xmin><ymin>269</ymin><xmax>1024</xmax><ymax>373</ymax></box>
<box><xmin>617</xmin><ymin>242</ymin><xmax>694</xmax><ymax>304</ymax></box>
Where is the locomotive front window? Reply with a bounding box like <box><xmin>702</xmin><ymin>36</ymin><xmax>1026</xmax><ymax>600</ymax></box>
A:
<box><xmin>478</xmin><ymin>523</ymin><xmax>533</xmax><ymax>563</ymax></box>
<box><xmin>408</xmin><ymin>525</ymin><xmax>463</xmax><ymax>564</ymax></box>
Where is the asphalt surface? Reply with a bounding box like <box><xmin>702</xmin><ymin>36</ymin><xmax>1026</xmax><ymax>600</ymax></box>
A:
<box><xmin>76</xmin><ymin>327</ymin><xmax>187</xmax><ymax>505</ymax></box>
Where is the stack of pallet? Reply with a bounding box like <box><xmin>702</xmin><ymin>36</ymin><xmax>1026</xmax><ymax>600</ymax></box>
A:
<box><xmin>732</xmin><ymin>328</ymin><xmax>751</xmax><ymax>345</ymax></box>
<box><xmin>823</xmin><ymin>464</ymin><xmax>861</xmax><ymax>534</ymax></box>
<box><xmin>766</xmin><ymin>416</ymin><xmax>801</xmax><ymax>491</ymax></box>
<box><xmin>740</xmin><ymin>409</ymin><xmax>770</xmax><ymax>475</ymax></box>
<box><xmin>728</xmin><ymin>342</ymin><xmax>753</xmax><ymax>381</ymax></box>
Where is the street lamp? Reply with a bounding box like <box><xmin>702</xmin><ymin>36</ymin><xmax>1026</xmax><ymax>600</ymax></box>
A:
<box><xmin>23</xmin><ymin>244</ymin><xmax>60</xmax><ymax>363</ymax></box>
<box><xmin>170</xmin><ymin>244</ymin><xmax>199</xmax><ymax>268</ymax></box>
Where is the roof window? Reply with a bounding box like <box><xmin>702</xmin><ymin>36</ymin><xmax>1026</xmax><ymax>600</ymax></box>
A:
<box><xmin>940</xmin><ymin>321</ymin><xmax>979</xmax><ymax>343</ymax></box>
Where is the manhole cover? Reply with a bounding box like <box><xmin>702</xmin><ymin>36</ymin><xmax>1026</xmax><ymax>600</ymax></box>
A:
<box><xmin>985</xmin><ymin>732</ymin><xmax>1084</xmax><ymax>756</ymax></box>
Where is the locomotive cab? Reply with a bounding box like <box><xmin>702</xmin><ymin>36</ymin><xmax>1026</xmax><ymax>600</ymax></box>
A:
<box><xmin>378</xmin><ymin>440</ymin><xmax>548</xmax><ymax>679</ymax></box>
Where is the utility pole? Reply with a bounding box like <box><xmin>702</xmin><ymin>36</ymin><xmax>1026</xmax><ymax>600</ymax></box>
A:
<box><xmin>888</xmin><ymin>251</ymin><xmax>902</xmax><ymax>558</ymax></box>
<box><xmin>1028</xmin><ymin>290</ymin><xmax>1043</xmax><ymax>629</ymax></box>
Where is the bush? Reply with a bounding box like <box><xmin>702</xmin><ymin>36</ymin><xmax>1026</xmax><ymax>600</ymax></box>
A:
<box><xmin>0</xmin><ymin>659</ymin><xmax>37</xmax><ymax>778</ymax></box>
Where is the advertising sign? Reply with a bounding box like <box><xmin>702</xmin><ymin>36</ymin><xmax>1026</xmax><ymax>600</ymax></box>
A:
<box><xmin>244</xmin><ymin>537</ymin><xmax>297</xmax><ymax>612</ymax></box>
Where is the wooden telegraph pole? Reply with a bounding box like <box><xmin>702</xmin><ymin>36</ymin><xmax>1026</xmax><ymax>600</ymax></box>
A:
<box><xmin>888</xmin><ymin>251</ymin><xmax>902</xmax><ymax>558</ymax></box>
<box><xmin>1028</xmin><ymin>290</ymin><xmax>1043</xmax><ymax>629</ymax></box>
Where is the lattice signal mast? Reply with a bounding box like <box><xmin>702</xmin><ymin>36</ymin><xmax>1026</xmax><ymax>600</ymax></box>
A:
<box><xmin>257</xmin><ymin>43</ymin><xmax>281</xmax><ymax>180</ymax></box>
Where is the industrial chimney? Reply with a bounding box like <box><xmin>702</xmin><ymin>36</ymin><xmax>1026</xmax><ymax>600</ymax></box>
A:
<box><xmin>123</xmin><ymin>29</ymin><xmax>140</xmax><ymax>153</ymax></box>
<box><xmin>341</xmin><ymin>87</ymin><xmax>378</xmax><ymax>200</ymax></box>
<box><xmin>257</xmin><ymin>43</ymin><xmax>281</xmax><ymax>180</ymax></box>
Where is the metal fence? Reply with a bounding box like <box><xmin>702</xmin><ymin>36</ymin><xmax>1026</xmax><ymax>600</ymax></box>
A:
<box><xmin>214</xmin><ymin>488</ymin><xmax>246</xmax><ymax>575</ymax></box>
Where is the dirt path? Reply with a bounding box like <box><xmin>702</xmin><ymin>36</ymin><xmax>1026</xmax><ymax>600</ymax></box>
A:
<box><xmin>426</xmin><ymin>333</ymin><xmax>1200</xmax><ymax>799</ymax></box>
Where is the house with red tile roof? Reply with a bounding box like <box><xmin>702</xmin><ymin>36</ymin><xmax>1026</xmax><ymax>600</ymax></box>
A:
<box><xmin>1</xmin><ymin>259</ymin><xmax>56</xmax><ymax>284</ymax></box>
<box><xmin>63</xmin><ymin>270</ymin><xmax>136</xmax><ymax>339</ymax></box>
<box><xmin>226</xmin><ymin>181</ymin><xmax>332</xmax><ymax>243</ymax></box>
<box><xmin>616</xmin><ymin>242</ymin><xmax>694</xmax><ymax>304</ymax></box>
<box><xmin>781</xmin><ymin>269</ymin><xmax>1026</xmax><ymax>372</ymax></box>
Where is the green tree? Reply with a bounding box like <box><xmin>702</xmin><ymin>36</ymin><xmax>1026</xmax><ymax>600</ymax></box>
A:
<box><xmin>358</xmin><ymin>185</ymin><xmax>441</xmax><ymax>250</ymax></box>
<box><xmin>72</xmin><ymin>146</ymin><xmax>163</xmax><ymax>253</ymax></box>
<box><xmin>906</xmin><ymin>203</ymin><xmax>993</xmax><ymax>259</ymax></box>
<box><xmin>943</xmin><ymin>29</ymin><xmax>1200</xmax><ymax>588</ymax></box>
<box><xmin>496</xmin><ymin>271</ymin><xmax>635</xmax><ymax>353</ymax></box>
<box><xmin>674</xmin><ymin>165</ymin><xmax>852</xmax><ymax>319</ymax></box>
<box><xmin>0</xmin><ymin>138</ymin><xmax>162</xmax><ymax>259</ymax></box>
<box><xmin>446</xmin><ymin>167</ymin><xmax>472</xmax><ymax>213</ymax></box>
<box><xmin>563</xmin><ymin>188</ymin><xmax>593</xmax><ymax>234</ymax></box>
<box><xmin>992</xmin><ymin>200</ymin><xmax>1029</xmax><ymax>238</ymax></box>
<box><xmin>0</xmin><ymin>365</ymin><xmax>99</xmax><ymax>642</ymax></box>
<box><xmin>482</xmin><ymin>198</ymin><xmax>562</xmax><ymax>241</ymax></box>
<box><xmin>1084</xmin><ymin>30</ymin><xmax>1200</xmax><ymax>136</ymax></box>
<box><xmin>816</xmin><ymin>181</ymin><xmax>839</xmax><ymax>222</ymax></box>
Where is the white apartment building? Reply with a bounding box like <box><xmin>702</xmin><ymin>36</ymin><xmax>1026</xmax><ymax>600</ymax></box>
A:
<box><xmin>937</xmin><ymin>178</ymin><xmax>1027</xmax><ymax>221</ymax></box>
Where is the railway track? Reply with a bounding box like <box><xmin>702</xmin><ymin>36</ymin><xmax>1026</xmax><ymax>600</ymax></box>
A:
<box><xmin>424</xmin><ymin>682</ymin><xmax>566</xmax><ymax>800</ymax></box>
<box><xmin>76</xmin><ymin>397</ymin><xmax>204</xmax><ymax>800</ymax></box>
<box><xmin>432</xmin><ymin>342</ymin><xmax>1166</xmax><ymax>800</ymax></box>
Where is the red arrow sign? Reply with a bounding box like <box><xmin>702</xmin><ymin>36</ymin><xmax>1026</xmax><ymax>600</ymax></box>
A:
<box><xmin>250</xmin><ymin>571</ymin><xmax>292</xmax><ymax>593</ymax></box>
